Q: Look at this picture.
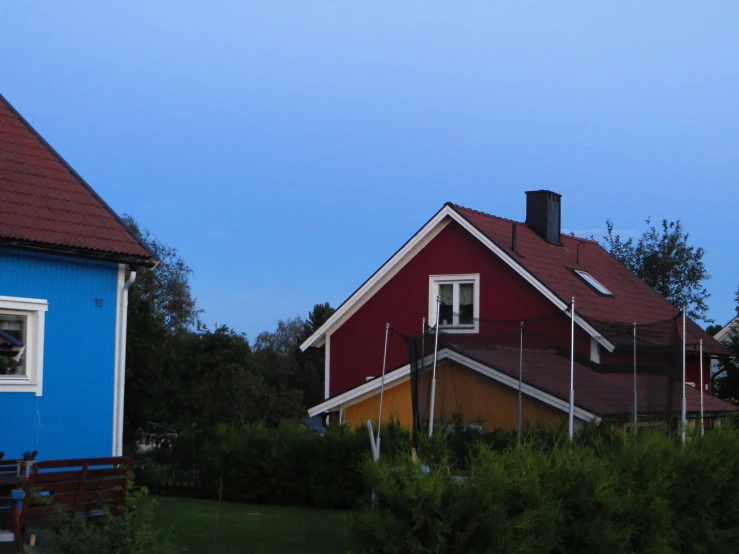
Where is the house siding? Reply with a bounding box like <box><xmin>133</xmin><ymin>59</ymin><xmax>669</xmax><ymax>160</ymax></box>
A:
<box><xmin>343</xmin><ymin>361</ymin><xmax>566</xmax><ymax>430</ymax></box>
<box><xmin>0</xmin><ymin>249</ymin><xmax>118</xmax><ymax>460</ymax></box>
<box><xmin>329</xmin><ymin>221</ymin><xmax>591</xmax><ymax>397</ymax></box>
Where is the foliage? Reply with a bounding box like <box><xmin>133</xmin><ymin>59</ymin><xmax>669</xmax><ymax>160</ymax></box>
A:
<box><xmin>48</xmin><ymin>487</ymin><xmax>177</xmax><ymax>554</ymax></box>
<box><xmin>122</xmin><ymin>216</ymin><xmax>202</xmax><ymax>440</ymax></box>
<box><xmin>192</xmin><ymin>420</ymin><xmax>410</xmax><ymax>509</ymax></box>
<box><xmin>253</xmin><ymin>303</ymin><xmax>335</xmax><ymax>408</ymax></box>
<box><xmin>122</xmin><ymin>216</ymin><xmax>334</xmax><ymax>450</ymax></box>
<box><xmin>603</xmin><ymin>218</ymin><xmax>711</xmax><ymax>322</ymax></box>
<box><xmin>352</xmin><ymin>426</ymin><xmax>739</xmax><ymax>554</ymax></box>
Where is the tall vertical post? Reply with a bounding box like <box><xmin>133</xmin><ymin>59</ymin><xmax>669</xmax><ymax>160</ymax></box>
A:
<box><xmin>518</xmin><ymin>321</ymin><xmax>524</xmax><ymax>445</ymax></box>
<box><xmin>375</xmin><ymin>323</ymin><xmax>390</xmax><ymax>459</ymax></box>
<box><xmin>682</xmin><ymin>307</ymin><xmax>687</xmax><ymax>443</ymax></box>
<box><xmin>428</xmin><ymin>296</ymin><xmax>441</xmax><ymax>437</ymax></box>
<box><xmin>419</xmin><ymin>318</ymin><xmax>426</xmax><ymax>428</ymax></box>
<box><xmin>700</xmin><ymin>338</ymin><xmax>704</xmax><ymax>437</ymax></box>
<box><xmin>569</xmin><ymin>297</ymin><xmax>575</xmax><ymax>440</ymax></box>
<box><xmin>633</xmin><ymin>322</ymin><xmax>638</xmax><ymax>434</ymax></box>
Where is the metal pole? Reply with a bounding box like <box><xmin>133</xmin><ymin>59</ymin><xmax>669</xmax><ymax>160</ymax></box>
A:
<box><xmin>419</xmin><ymin>317</ymin><xmax>426</xmax><ymax>428</ymax></box>
<box><xmin>700</xmin><ymin>338</ymin><xmax>704</xmax><ymax>437</ymax></box>
<box><xmin>569</xmin><ymin>297</ymin><xmax>575</xmax><ymax>440</ymax></box>
<box><xmin>518</xmin><ymin>321</ymin><xmax>524</xmax><ymax>445</ymax></box>
<box><xmin>428</xmin><ymin>296</ymin><xmax>441</xmax><ymax>437</ymax></box>
<box><xmin>633</xmin><ymin>322</ymin><xmax>638</xmax><ymax>434</ymax></box>
<box><xmin>376</xmin><ymin>323</ymin><xmax>390</xmax><ymax>458</ymax></box>
<box><xmin>682</xmin><ymin>307</ymin><xmax>687</xmax><ymax>443</ymax></box>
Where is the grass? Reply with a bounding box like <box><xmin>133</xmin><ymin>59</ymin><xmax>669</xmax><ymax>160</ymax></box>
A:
<box><xmin>153</xmin><ymin>497</ymin><xmax>358</xmax><ymax>554</ymax></box>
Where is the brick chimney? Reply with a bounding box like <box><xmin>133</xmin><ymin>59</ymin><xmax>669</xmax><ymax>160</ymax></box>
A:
<box><xmin>525</xmin><ymin>190</ymin><xmax>562</xmax><ymax>245</ymax></box>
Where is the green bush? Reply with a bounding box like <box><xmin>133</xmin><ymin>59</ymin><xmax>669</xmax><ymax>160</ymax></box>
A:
<box><xmin>196</xmin><ymin>419</ymin><xmax>411</xmax><ymax>509</ymax></box>
<box><xmin>352</xmin><ymin>426</ymin><xmax>739</xmax><ymax>554</ymax></box>
<box><xmin>48</xmin><ymin>487</ymin><xmax>177</xmax><ymax>554</ymax></box>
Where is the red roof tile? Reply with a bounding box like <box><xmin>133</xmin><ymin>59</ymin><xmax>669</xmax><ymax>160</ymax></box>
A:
<box><xmin>454</xmin><ymin>344</ymin><xmax>736</xmax><ymax>417</ymax></box>
<box><xmin>0</xmin><ymin>94</ymin><xmax>156</xmax><ymax>265</ymax></box>
<box><xmin>451</xmin><ymin>204</ymin><xmax>727</xmax><ymax>356</ymax></box>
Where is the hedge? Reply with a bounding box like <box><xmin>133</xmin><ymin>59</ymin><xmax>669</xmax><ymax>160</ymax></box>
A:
<box><xmin>352</xmin><ymin>424</ymin><xmax>739</xmax><ymax>554</ymax></box>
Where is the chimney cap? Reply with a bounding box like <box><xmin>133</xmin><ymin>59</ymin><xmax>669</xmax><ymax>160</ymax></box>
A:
<box><xmin>525</xmin><ymin>190</ymin><xmax>562</xmax><ymax>198</ymax></box>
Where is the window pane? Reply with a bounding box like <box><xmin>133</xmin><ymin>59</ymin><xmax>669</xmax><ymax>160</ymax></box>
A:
<box><xmin>438</xmin><ymin>284</ymin><xmax>453</xmax><ymax>326</ymax></box>
<box><xmin>0</xmin><ymin>313</ymin><xmax>27</xmax><ymax>376</ymax></box>
<box><xmin>459</xmin><ymin>283</ymin><xmax>474</xmax><ymax>324</ymax></box>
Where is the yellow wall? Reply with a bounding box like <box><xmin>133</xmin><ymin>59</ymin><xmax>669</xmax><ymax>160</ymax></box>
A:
<box><xmin>342</xmin><ymin>361</ymin><xmax>565</xmax><ymax>430</ymax></box>
<box><xmin>344</xmin><ymin>379</ymin><xmax>414</xmax><ymax>428</ymax></box>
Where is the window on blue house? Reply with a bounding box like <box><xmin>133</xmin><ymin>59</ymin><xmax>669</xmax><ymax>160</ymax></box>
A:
<box><xmin>0</xmin><ymin>297</ymin><xmax>48</xmax><ymax>395</ymax></box>
<box><xmin>0</xmin><ymin>313</ymin><xmax>27</xmax><ymax>376</ymax></box>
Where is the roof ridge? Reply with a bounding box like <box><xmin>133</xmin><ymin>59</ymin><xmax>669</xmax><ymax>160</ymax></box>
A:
<box><xmin>450</xmin><ymin>202</ymin><xmax>600</xmax><ymax>244</ymax></box>
<box><xmin>448</xmin><ymin>202</ymin><xmax>523</xmax><ymax>225</ymax></box>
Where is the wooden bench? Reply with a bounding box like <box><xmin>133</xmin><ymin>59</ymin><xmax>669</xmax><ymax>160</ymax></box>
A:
<box><xmin>0</xmin><ymin>456</ymin><xmax>133</xmax><ymax>552</ymax></box>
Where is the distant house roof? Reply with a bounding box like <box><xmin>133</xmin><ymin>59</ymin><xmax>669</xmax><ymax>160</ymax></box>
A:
<box><xmin>0</xmin><ymin>94</ymin><xmax>157</xmax><ymax>266</ymax></box>
<box><xmin>715</xmin><ymin>316</ymin><xmax>739</xmax><ymax>343</ymax></box>
<box><xmin>301</xmin><ymin>202</ymin><xmax>727</xmax><ymax>356</ymax></box>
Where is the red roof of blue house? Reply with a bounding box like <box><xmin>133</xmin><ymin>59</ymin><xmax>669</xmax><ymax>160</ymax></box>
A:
<box><xmin>0</xmin><ymin>94</ymin><xmax>156</xmax><ymax>266</ymax></box>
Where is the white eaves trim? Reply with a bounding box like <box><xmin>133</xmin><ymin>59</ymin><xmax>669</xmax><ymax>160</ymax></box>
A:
<box><xmin>308</xmin><ymin>363</ymin><xmax>412</xmax><ymax>417</ymax></box>
<box><xmin>307</xmin><ymin>348</ymin><xmax>600</xmax><ymax>424</ymax></box>
<box><xmin>715</xmin><ymin>316</ymin><xmax>739</xmax><ymax>343</ymax></box>
<box><xmin>301</xmin><ymin>204</ymin><xmax>614</xmax><ymax>352</ymax></box>
<box><xmin>300</xmin><ymin>207</ymin><xmax>452</xmax><ymax>350</ymax></box>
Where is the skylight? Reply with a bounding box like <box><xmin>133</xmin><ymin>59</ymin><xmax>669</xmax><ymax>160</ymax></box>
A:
<box><xmin>574</xmin><ymin>270</ymin><xmax>613</xmax><ymax>296</ymax></box>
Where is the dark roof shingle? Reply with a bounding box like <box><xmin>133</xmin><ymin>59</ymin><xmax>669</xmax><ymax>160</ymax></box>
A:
<box><xmin>453</xmin><ymin>344</ymin><xmax>736</xmax><ymax>417</ymax></box>
<box><xmin>0</xmin><ymin>94</ymin><xmax>156</xmax><ymax>265</ymax></box>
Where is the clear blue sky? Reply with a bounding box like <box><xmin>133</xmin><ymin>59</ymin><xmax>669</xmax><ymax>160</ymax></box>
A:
<box><xmin>3</xmin><ymin>3</ymin><xmax>737</xmax><ymax>339</ymax></box>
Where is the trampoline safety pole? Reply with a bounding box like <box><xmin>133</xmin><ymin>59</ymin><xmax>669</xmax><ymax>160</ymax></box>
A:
<box><xmin>518</xmin><ymin>321</ymin><xmax>523</xmax><ymax>445</ymax></box>
<box><xmin>633</xmin><ymin>322</ymin><xmax>638</xmax><ymax>434</ymax></box>
<box><xmin>569</xmin><ymin>297</ymin><xmax>575</xmax><ymax>440</ymax></box>
<box><xmin>428</xmin><ymin>296</ymin><xmax>441</xmax><ymax>437</ymax></box>
<box><xmin>700</xmin><ymin>338</ymin><xmax>704</xmax><ymax>437</ymax></box>
<box><xmin>682</xmin><ymin>307</ymin><xmax>687</xmax><ymax>443</ymax></box>
<box><xmin>376</xmin><ymin>323</ymin><xmax>390</xmax><ymax>459</ymax></box>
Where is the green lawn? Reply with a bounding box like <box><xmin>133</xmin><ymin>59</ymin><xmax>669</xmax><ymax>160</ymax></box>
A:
<box><xmin>153</xmin><ymin>497</ymin><xmax>358</xmax><ymax>554</ymax></box>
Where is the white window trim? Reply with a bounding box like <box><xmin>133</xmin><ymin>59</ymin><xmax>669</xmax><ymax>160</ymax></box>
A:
<box><xmin>574</xmin><ymin>270</ymin><xmax>613</xmax><ymax>296</ymax></box>
<box><xmin>0</xmin><ymin>296</ymin><xmax>48</xmax><ymax>396</ymax></box>
<box><xmin>428</xmin><ymin>274</ymin><xmax>480</xmax><ymax>334</ymax></box>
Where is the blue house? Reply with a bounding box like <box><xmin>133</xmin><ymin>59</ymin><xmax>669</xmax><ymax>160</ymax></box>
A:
<box><xmin>0</xmin><ymin>94</ymin><xmax>157</xmax><ymax>460</ymax></box>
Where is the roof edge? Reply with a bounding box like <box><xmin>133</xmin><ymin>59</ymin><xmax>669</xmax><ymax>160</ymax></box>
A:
<box><xmin>0</xmin><ymin>238</ymin><xmax>157</xmax><ymax>268</ymax></box>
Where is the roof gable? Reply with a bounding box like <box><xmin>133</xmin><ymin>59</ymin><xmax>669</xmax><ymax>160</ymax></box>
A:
<box><xmin>301</xmin><ymin>203</ymin><xmax>614</xmax><ymax>352</ymax></box>
<box><xmin>0</xmin><ymin>94</ymin><xmax>156</xmax><ymax>266</ymax></box>
<box><xmin>302</xmin><ymin>202</ymin><xmax>726</xmax><ymax>356</ymax></box>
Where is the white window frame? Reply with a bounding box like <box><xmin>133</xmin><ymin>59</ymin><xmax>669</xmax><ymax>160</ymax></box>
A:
<box><xmin>428</xmin><ymin>274</ymin><xmax>480</xmax><ymax>334</ymax></box>
<box><xmin>574</xmin><ymin>270</ymin><xmax>613</xmax><ymax>296</ymax></box>
<box><xmin>0</xmin><ymin>296</ymin><xmax>48</xmax><ymax>396</ymax></box>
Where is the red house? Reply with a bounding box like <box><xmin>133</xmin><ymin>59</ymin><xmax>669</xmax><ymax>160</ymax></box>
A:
<box><xmin>302</xmin><ymin>192</ymin><xmax>735</xmax><ymax>431</ymax></box>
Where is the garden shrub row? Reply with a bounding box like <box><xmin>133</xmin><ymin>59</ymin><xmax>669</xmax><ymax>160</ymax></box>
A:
<box><xmin>352</xmin><ymin>424</ymin><xmax>739</xmax><ymax>554</ymax></box>
<box><xmin>196</xmin><ymin>419</ymin><xmax>411</xmax><ymax>508</ymax></box>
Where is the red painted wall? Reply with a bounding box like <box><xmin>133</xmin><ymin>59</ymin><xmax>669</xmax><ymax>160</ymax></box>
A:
<box><xmin>328</xmin><ymin>221</ymin><xmax>591</xmax><ymax>396</ymax></box>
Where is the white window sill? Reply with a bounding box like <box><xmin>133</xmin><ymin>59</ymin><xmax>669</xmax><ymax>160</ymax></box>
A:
<box><xmin>0</xmin><ymin>377</ymin><xmax>40</xmax><ymax>395</ymax></box>
<box><xmin>439</xmin><ymin>325</ymin><xmax>479</xmax><ymax>334</ymax></box>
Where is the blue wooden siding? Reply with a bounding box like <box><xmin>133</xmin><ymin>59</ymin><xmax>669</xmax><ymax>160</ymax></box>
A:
<box><xmin>0</xmin><ymin>249</ymin><xmax>118</xmax><ymax>460</ymax></box>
